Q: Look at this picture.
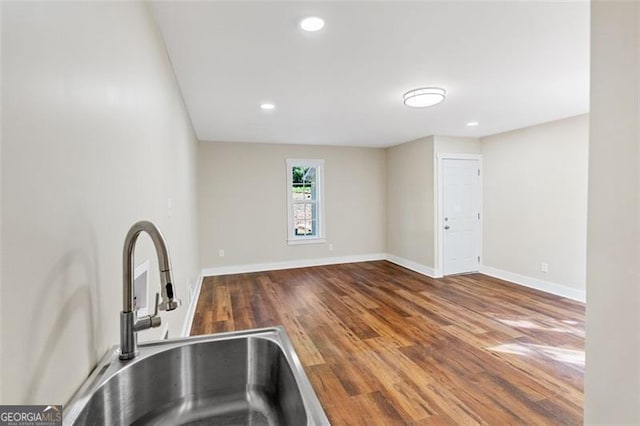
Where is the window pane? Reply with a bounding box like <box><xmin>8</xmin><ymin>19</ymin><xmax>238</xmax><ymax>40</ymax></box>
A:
<box><xmin>292</xmin><ymin>185</ymin><xmax>306</xmax><ymax>201</ymax></box>
<box><xmin>293</xmin><ymin>202</ymin><xmax>318</xmax><ymax>236</ymax></box>
<box><xmin>292</xmin><ymin>166</ymin><xmax>316</xmax><ymax>202</ymax></box>
<box><xmin>293</xmin><ymin>204</ymin><xmax>303</xmax><ymax>223</ymax></box>
<box><xmin>294</xmin><ymin>219</ymin><xmax>313</xmax><ymax>236</ymax></box>
<box><xmin>292</xmin><ymin>166</ymin><xmax>309</xmax><ymax>185</ymax></box>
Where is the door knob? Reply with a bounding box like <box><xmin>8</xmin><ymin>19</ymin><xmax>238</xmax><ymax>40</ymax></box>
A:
<box><xmin>444</xmin><ymin>225</ymin><xmax>450</xmax><ymax>230</ymax></box>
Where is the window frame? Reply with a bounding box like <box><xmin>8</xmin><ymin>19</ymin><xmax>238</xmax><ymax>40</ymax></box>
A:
<box><xmin>286</xmin><ymin>158</ymin><xmax>326</xmax><ymax>245</ymax></box>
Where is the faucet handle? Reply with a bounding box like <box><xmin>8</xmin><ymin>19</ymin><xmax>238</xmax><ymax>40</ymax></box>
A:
<box><xmin>153</xmin><ymin>292</ymin><xmax>160</xmax><ymax>317</ymax></box>
<box><xmin>150</xmin><ymin>293</ymin><xmax>161</xmax><ymax>328</ymax></box>
<box><xmin>132</xmin><ymin>293</ymin><xmax>162</xmax><ymax>332</ymax></box>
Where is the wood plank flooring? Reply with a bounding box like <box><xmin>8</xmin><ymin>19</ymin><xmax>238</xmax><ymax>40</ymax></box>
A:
<box><xmin>191</xmin><ymin>261</ymin><xmax>584</xmax><ymax>425</ymax></box>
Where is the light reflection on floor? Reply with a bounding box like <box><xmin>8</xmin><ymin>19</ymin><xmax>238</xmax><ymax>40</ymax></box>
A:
<box><xmin>488</xmin><ymin>342</ymin><xmax>585</xmax><ymax>366</ymax></box>
<box><xmin>496</xmin><ymin>318</ymin><xmax>585</xmax><ymax>338</ymax></box>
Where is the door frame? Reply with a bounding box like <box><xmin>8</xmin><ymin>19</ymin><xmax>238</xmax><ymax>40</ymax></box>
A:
<box><xmin>436</xmin><ymin>153</ymin><xmax>483</xmax><ymax>277</ymax></box>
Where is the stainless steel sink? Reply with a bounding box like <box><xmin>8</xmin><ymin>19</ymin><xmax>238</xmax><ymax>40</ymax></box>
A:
<box><xmin>63</xmin><ymin>327</ymin><xmax>329</xmax><ymax>425</ymax></box>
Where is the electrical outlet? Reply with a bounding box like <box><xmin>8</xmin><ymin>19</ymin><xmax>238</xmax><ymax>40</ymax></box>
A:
<box><xmin>219</xmin><ymin>249</ymin><xmax>225</xmax><ymax>257</ymax></box>
<box><xmin>328</xmin><ymin>243</ymin><xmax>334</xmax><ymax>251</ymax></box>
<box><xmin>540</xmin><ymin>262</ymin><xmax>549</xmax><ymax>273</ymax></box>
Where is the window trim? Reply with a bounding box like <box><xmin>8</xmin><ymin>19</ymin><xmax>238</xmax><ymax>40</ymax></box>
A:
<box><xmin>286</xmin><ymin>158</ymin><xmax>326</xmax><ymax>244</ymax></box>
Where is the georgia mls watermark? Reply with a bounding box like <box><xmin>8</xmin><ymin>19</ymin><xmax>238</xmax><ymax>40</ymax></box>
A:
<box><xmin>0</xmin><ymin>405</ymin><xmax>62</xmax><ymax>426</ymax></box>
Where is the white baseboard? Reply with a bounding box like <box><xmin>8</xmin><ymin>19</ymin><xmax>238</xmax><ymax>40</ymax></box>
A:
<box><xmin>198</xmin><ymin>254</ymin><xmax>585</xmax><ymax>304</ymax></box>
<box><xmin>385</xmin><ymin>254</ymin><xmax>441</xmax><ymax>278</ymax></box>
<box><xmin>180</xmin><ymin>274</ymin><xmax>204</xmax><ymax>337</ymax></box>
<box><xmin>480</xmin><ymin>265</ymin><xmax>586</xmax><ymax>303</ymax></box>
<box><xmin>201</xmin><ymin>253</ymin><xmax>387</xmax><ymax>277</ymax></box>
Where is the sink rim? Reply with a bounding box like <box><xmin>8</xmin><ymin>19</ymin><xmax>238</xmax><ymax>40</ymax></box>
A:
<box><xmin>63</xmin><ymin>326</ymin><xmax>329</xmax><ymax>425</ymax></box>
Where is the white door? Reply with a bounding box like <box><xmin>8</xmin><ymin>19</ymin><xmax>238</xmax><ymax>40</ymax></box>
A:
<box><xmin>442</xmin><ymin>158</ymin><xmax>480</xmax><ymax>275</ymax></box>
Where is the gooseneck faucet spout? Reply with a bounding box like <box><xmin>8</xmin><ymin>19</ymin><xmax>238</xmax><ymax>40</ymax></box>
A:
<box><xmin>120</xmin><ymin>221</ymin><xmax>180</xmax><ymax>360</ymax></box>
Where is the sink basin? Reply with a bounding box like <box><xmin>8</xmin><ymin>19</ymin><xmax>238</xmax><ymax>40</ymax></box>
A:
<box><xmin>63</xmin><ymin>326</ymin><xmax>329</xmax><ymax>425</ymax></box>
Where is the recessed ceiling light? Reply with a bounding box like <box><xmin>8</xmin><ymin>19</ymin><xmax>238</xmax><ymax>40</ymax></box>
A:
<box><xmin>403</xmin><ymin>87</ymin><xmax>446</xmax><ymax>108</ymax></box>
<box><xmin>260</xmin><ymin>103</ymin><xmax>275</xmax><ymax>110</ymax></box>
<box><xmin>466</xmin><ymin>121</ymin><xmax>479</xmax><ymax>127</ymax></box>
<box><xmin>300</xmin><ymin>17</ymin><xmax>325</xmax><ymax>32</ymax></box>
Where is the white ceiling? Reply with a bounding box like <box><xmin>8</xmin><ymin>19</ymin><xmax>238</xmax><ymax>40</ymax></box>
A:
<box><xmin>151</xmin><ymin>1</ymin><xmax>589</xmax><ymax>148</ymax></box>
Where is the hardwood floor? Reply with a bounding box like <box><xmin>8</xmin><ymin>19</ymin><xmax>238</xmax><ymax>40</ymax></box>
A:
<box><xmin>191</xmin><ymin>261</ymin><xmax>584</xmax><ymax>425</ymax></box>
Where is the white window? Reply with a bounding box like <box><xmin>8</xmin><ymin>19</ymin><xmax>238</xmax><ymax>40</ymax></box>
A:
<box><xmin>286</xmin><ymin>159</ymin><xmax>325</xmax><ymax>244</ymax></box>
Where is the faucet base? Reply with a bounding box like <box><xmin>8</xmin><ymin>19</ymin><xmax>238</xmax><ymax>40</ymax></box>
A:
<box><xmin>118</xmin><ymin>349</ymin><xmax>138</xmax><ymax>361</ymax></box>
<box><xmin>119</xmin><ymin>311</ymin><xmax>138</xmax><ymax>360</ymax></box>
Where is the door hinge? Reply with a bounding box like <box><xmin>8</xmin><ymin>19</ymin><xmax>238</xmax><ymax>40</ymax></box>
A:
<box><xmin>477</xmin><ymin>169</ymin><xmax>480</xmax><ymax>176</ymax></box>
<box><xmin>477</xmin><ymin>212</ymin><xmax>480</xmax><ymax>220</ymax></box>
<box><xmin>477</xmin><ymin>256</ymin><xmax>480</xmax><ymax>263</ymax></box>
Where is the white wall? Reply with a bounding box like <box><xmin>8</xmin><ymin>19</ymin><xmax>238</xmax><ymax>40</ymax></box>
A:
<box><xmin>1</xmin><ymin>1</ymin><xmax>199</xmax><ymax>404</ymax></box>
<box><xmin>385</xmin><ymin>119</ymin><xmax>588</xmax><ymax>298</ymax></box>
<box><xmin>385</xmin><ymin>135</ymin><xmax>480</xmax><ymax>275</ymax></box>
<box><xmin>585</xmin><ymin>2</ymin><xmax>640</xmax><ymax>423</ymax></box>
<box><xmin>0</xmin><ymin>3</ymin><xmax>3</xmax><ymax>403</ymax></box>
<box><xmin>386</xmin><ymin>136</ymin><xmax>435</xmax><ymax>269</ymax></box>
<box><xmin>480</xmin><ymin>115</ymin><xmax>589</xmax><ymax>297</ymax></box>
<box><xmin>198</xmin><ymin>141</ymin><xmax>386</xmax><ymax>270</ymax></box>
<box><xmin>435</xmin><ymin>136</ymin><xmax>481</xmax><ymax>155</ymax></box>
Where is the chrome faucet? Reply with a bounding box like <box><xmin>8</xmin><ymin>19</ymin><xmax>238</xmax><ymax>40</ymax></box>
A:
<box><xmin>120</xmin><ymin>221</ymin><xmax>180</xmax><ymax>360</ymax></box>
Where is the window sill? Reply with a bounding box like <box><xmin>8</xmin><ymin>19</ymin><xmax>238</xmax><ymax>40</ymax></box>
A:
<box><xmin>287</xmin><ymin>238</ymin><xmax>327</xmax><ymax>246</ymax></box>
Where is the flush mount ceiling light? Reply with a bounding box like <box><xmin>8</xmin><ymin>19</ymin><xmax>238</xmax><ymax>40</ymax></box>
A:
<box><xmin>466</xmin><ymin>121</ymin><xmax>479</xmax><ymax>127</ymax></box>
<box><xmin>300</xmin><ymin>17</ymin><xmax>325</xmax><ymax>32</ymax></box>
<box><xmin>260</xmin><ymin>103</ymin><xmax>275</xmax><ymax>110</ymax></box>
<box><xmin>403</xmin><ymin>87</ymin><xmax>446</xmax><ymax>108</ymax></box>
